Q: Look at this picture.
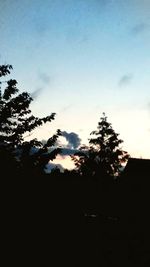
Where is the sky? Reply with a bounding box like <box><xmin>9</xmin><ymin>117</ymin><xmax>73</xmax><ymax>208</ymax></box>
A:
<box><xmin>0</xmin><ymin>0</ymin><xmax>150</xmax><ymax>168</ymax></box>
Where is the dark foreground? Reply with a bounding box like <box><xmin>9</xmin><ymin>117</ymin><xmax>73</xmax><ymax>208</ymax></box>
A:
<box><xmin>4</xmin><ymin>169</ymin><xmax>150</xmax><ymax>266</ymax></box>
<box><xmin>37</xmin><ymin>177</ymin><xmax>150</xmax><ymax>267</ymax></box>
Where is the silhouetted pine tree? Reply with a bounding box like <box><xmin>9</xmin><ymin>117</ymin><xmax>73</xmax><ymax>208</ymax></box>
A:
<box><xmin>72</xmin><ymin>113</ymin><xmax>129</xmax><ymax>179</ymax></box>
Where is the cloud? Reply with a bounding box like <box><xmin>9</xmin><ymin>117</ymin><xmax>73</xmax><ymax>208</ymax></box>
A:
<box><xmin>31</xmin><ymin>71</ymin><xmax>51</xmax><ymax>100</ymax></box>
<box><xmin>31</xmin><ymin>88</ymin><xmax>42</xmax><ymax>100</ymax></box>
<box><xmin>38</xmin><ymin>72</ymin><xmax>51</xmax><ymax>85</ymax></box>
<box><xmin>61</xmin><ymin>131</ymin><xmax>81</xmax><ymax>149</ymax></box>
<box><xmin>131</xmin><ymin>23</ymin><xmax>149</xmax><ymax>35</ymax></box>
<box><xmin>59</xmin><ymin>104</ymin><xmax>72</xmax><ymax>113</ymax></box>
<box><xmin>45</xmin><ymin>162</ymin><xmax>64</xmax><ymax>173</ymax></box>
<box><xmin>59</xmin><ymin>148</ymin><xmax>80</xmax><ymax>156</ymax></box>
<box><xmin>118</xmin><ymin>74</ymin><xmax>133</xmax><ymax>87</ymax></box>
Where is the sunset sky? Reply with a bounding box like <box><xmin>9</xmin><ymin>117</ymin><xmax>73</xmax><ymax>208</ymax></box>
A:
<box><xmin>0</xmin><ymin>0</ymin><xmax>150</xmax><ymax>168</ymax></box>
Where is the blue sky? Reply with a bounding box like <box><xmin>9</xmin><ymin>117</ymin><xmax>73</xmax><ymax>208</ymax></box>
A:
<box><xmin>0</xmin><ymin>0</ymin><xmax>150</xmax><ymax>163</ymax></box>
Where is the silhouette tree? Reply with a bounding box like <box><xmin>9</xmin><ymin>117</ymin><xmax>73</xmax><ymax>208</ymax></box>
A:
<box><xmin>72</xmin><ymin>113</ymin><xmax>129</xmax><ymax>179</ymax></box>
<box><xmin>0</xmin><ymin>64</ymin><xmax>61</xmax><ymax>176</ymax></box>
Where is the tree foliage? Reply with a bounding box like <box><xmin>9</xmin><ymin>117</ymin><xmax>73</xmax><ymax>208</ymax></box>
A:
<box><xmin>72</xmin><ymin>113</ymin><xmax>129</xmax><ymax>178</ymax></box>
<box><xmin>0</xmin><ymin>64</ymin><xmax>61</xmax><ymax>176</ymax></box>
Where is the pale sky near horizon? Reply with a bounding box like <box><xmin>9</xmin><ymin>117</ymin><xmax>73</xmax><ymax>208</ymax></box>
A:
<box><xmin>0</xmin><ymin>0</ymin><xmax>150</xmax><ymax>168</ymax></box>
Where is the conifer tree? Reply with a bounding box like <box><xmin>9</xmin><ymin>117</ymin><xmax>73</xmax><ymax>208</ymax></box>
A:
<box><xmin>72</xmin><ymin>113</ymin><xmax>129</xmax><ymax>178</ymax></box>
